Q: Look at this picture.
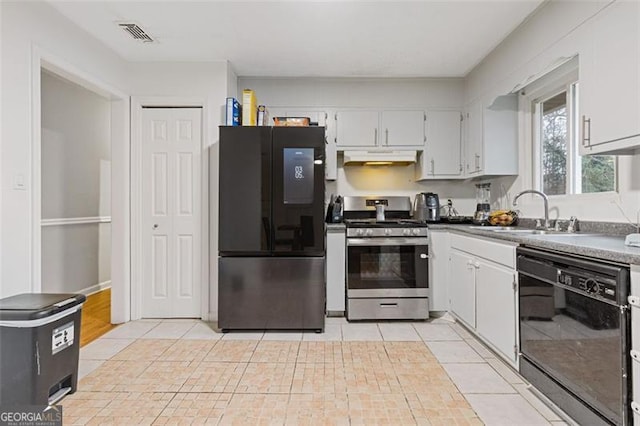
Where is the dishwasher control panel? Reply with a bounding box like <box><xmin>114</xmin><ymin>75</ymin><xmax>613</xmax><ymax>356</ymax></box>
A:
<box><xmin>558</xmin><ymin>269</ymin><xmax>617</xmax><ymax>302</ymax></box>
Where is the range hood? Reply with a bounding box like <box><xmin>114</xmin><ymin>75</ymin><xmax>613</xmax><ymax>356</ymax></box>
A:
<box><xmin>343</xmin><ymin>150</ymin><xmax>417</xmax><ymax>166</ymax></box>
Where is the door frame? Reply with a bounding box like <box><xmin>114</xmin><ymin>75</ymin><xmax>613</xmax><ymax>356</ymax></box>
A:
<box><xmin>30</xmin><ymin>46</ymin><xmax>131</xmax><ymax>323</ymax></box>
<box><xmin>130</xmin><ymin>97</ymin><xmax>210</xmax><ymax>320</ymax></box>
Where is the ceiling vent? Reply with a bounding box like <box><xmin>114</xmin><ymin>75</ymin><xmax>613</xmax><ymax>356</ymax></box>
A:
<box><xmin>118</xmin><ymin>23</ymin><xmax>155</xmax><ymax>43</ymax></box>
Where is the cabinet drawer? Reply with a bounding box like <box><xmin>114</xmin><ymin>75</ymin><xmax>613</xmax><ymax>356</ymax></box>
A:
<box><xmin>347</xmin><ymin>298</ymin><xmax>428</xmax><ymax>320</ymax></box>
<box><xmin>450</xmin><ymin>232</ymin><xmax>517</xmax><ymax>269</ymax></box>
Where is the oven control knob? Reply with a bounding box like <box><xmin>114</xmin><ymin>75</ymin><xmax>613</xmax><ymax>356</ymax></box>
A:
<box><xmin>384</xmin><ymin>229</ymin><xmax>392</xmax><ymax>236</ymax></box>
<box><xmin>365</xmin><ymin>229</ymin><xmax>373</xmax><ymax>236</ymax></box>
<box><xmin>403</xmin><ymin>229</ymin><xmax>411</xmax><ymax>236</ymax></box>
<box><xmin>585</xmin><ymin>279</ymin><xmax>601</xmax><ymax>296</ymax></box>
<box><xmin>356</xmin><ymin>229</ymin><xmax>364</xmax><ymax>236</ymax></box>
<box><xmin>412</xmin><ymin>228</ymin><xmax>421</xmax><ymax>236</ymax></box>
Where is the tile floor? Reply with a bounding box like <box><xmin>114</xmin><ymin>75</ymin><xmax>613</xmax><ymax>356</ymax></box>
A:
<box><xmin>64</xmin><ymin>315</ymin><xmax>573</xmax><ymax>425</ymax></box>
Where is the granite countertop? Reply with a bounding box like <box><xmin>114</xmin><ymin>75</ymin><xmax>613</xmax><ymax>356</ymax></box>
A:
<box><xmin>429</xmin><ymin>224</ymin><xmax>640</xmax><ymax>265</ymax></box>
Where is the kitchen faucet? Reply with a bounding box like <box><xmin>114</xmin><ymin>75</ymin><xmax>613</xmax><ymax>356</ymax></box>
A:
<box><xmin>513</xmin><ymin>190</ymin><xmax>550</xmax><ymax>230</ymax></box>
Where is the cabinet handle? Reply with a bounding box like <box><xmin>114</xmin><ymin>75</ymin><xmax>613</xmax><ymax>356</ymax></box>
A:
<box><xmin>380</xmin><ymin>303</ymin><xmax>398</xmax><ymax>307</ymax></box>
<box><xmin>374</xmin><ymin>128</ymin><xmax>378</xmax><ymax>145</ymax></box>
<box><xmin>582</xmin><ymin>115</ymin><xmax>591</xmax><ymax>147</ymax></box>
<box><xmin>430</xmin><ymin>158</ymin><xmax>435</xmax><ymax>175</ymax></box>
<box><xmin>385</xmin><ymin>128</ymin><xmax>389</xmax><ymax>146</ymax></box>
<box><xmin>474</xmin><ymin>261</ymin><xmax>480</xmax><ymax>269</ymax></box>
<box><xmin>475</xmin><ymin>154</ymin><xmax>480</xmax><ymax>170</ymax></box>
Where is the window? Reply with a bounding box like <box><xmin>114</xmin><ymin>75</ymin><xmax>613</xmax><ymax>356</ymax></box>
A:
<box><xmin>534</xmin><ymin>80</ymin><xmax>616</xmax><ymax>195</ymax></box>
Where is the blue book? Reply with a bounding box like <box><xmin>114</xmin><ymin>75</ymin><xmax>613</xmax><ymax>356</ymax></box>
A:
<box><xmin>225</xmin><ymin>97</ymin><xmax>241</xmax><ymax>126</ymax></box>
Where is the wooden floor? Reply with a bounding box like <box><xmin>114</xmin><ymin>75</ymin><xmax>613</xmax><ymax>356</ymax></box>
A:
<box><xmin>80</xmin><ymin>288</ymin><xmax>118</xmax><ymax>347</ymax></box>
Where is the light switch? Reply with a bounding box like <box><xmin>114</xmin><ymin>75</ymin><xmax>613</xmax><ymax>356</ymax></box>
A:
<box><xmin>13</xmin><ymin>174</ymin><xmax>26</xmax><ymax>191</ymax></box>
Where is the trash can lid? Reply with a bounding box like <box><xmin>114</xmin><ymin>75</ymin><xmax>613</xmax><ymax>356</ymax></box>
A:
<box><xmin>0</xmin><ymin>293</ymin><xmax>86</xmax><ymax>321</ymax></box>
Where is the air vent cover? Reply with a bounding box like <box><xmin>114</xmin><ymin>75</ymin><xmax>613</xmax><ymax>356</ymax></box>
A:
<box><xmin>118</xmin><ymin>23</ymin><xmax>154</xmax><ymax>43</ymax></box>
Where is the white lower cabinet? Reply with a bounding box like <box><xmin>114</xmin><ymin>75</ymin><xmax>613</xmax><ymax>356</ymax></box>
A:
<box><xmin>630</xmin><ymin>265</ymin><xmax>640</xmax><ymax>423</ymax></box>
<box><xmin>449</xmin><ymin>249</ymin><xmax>476</xmax><ymax>328</ymax></box>
<box><xmin>326</xmin><ymin>227</ymin><xmax>346</xmax><ymax>313</ymax></box>
<box><xmin>448</xmin><ymin>232</ymin><xmax>518</xmax><ymax>365</ymax></box>
<box><xmin>476</xmin><ymin>259</ymin><xmax>517</xmax><ymax>364</ymax></box>
<box><xmin>428</xmin><ymin>230</ymin><xmax>450</xmax><ymax>312</ymax></box>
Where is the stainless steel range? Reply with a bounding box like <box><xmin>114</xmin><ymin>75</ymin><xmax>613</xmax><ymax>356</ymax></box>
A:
<box><xmin>344</xmin><ymin>196</ymin><xmax>429</xmax><ymax>321</ymax></box>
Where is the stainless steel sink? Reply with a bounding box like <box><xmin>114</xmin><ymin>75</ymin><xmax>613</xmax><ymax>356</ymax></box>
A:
<box><xmin>492</xmin><ymin>229</ymin><xmax>542</xmax><ymax>234</ymax></box>
<box><xmin>468</xmin><ymin>226</ymin><xmax>541</xmax><ymax>234</ymax></box>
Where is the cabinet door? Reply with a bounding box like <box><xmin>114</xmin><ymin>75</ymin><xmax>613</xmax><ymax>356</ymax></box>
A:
<box><xmin>335</xmin><ymin>111</ymin><xmax>379</xmax><ymax>147</ymax></box>
<box><xmin>425</xmin><ymin>111</ymin><xmax>462</xmax><ymax>177</ymax></box>
<box><xmin>449</xmin><ymin>249</ymin><xmax>476</xmax><ymax>328</ymax></box>
<box><xmin>326</xmin><ymin>230</ymin><xmax>346</xmax><ymax>312</ymax></box>
<box><xmin>286</xmin><ymin>110</ymin><xmax>335</xmax><ymax>180</ymax></box>
<box><xmin>465</xmin><ymin>100</ymin><xmax>483</xmax><ymax>175</ymax></box>
<box><xmin>476</xmin><ymin>260</ymin><xmax>516</xmax><ymax>364</ymax></box>
<box><xmin>428</xmin><ymin>230</ymin><xmax>450</xmax><ymax>311</ymax></box>
<box><xmin>580</xmin><ymin>0</ymin><xmax>640</xmax><ymax>154</ymax></box>
<box><xmin>380</xmin><ymin>110</ymin><xmax>425</xmax><ymax>147</ymax></box>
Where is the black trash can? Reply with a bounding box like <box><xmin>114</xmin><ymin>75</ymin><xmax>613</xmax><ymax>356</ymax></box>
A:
<box><xmin>0</xmin><ymin>293</ymin><xmax>86</xmax><ymax>406</ymax></box>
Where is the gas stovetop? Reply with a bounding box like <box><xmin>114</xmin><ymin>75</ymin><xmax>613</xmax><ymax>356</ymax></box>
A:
<box><xmin>344</xmin><ymin>219</ymin><xmax>429</xmax><ymax>238</ymax></box>
<box><xmin>344</xmin><ymin>219</ymin><xmax>429</xmax><ymax>228</ymax></box>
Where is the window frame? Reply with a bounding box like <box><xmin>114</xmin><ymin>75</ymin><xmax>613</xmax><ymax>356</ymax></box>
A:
<box><xmin>526</xmin><ymin>66</ymin><xmax>618</xmax><ymax>198</ymax></box>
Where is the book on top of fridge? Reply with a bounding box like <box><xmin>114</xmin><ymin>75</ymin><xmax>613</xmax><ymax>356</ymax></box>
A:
<box><xmin>242</xmin><ymin>89</ymin><xmax>257</xmax><ymax>126</ymax></box>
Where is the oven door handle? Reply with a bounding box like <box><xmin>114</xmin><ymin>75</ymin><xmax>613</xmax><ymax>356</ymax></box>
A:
<box><xmin>347</xmin><ymin>237</ymin><xmax>430</xmax><ymax>246</ymax></box>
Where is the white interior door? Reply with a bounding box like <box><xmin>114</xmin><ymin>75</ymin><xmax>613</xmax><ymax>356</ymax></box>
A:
<box><xmin>141</xmin><ymin>107</ymin><xmax>202</xmax><ymax>318</ymax></box>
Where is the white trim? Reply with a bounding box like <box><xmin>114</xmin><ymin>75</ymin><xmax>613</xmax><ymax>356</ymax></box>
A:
<box><xmin>31</xmin><ymin>46</ymin><xmax>42</xmax><ymax>294</ymax></box>
<box><xmin>30</xmin><ymin>45</ymin><xmax>130</xmax><ymax>324</ymax></box>
<box><xmin>130</xmin><ymin>96</ymin><xmax>209</xmax><ymax>321</ymax></box>
<box><xmin>79</xmin><ymin>280</ymin><xmax>111</xmax><ymax>297</ymax></box>
<box><xmin>41</xmin><ymin>216</ymin><xmax>112</xmax><ymax>227</ymax></box>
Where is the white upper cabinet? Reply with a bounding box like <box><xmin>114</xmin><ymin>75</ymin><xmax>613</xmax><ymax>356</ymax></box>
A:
<box><xmin>465</xmin><ymin>100</ymin><xmax>483</xmax><ymax>176</ymax></box>
<box><xmin>272</xmin><ymin>108</ymin><xmax>337</xmax><ymax>180</ymax></box>
<box><xmin>335</xmin><ymin>110</ymin><xmax>380</xmax><ymax>147</ymax></box>
<box><xmin>464</xmin><ymin>94</ymin><xmax>518</xmax><ymax>177</ymax></box>
<box><xmin>579</xmin><ymin>0</ymin><xmax>640</xmax><ymax>155</ymax></box>
<box><xmin>380</xmin><ymin>110</ymin><xmax>425</xmax><ymax>147</ymax></box>
<box><xmin>417</xmin><ymin>110</ymin><xmax>463</xmax><ymax>180</ymax></box>
<box><xmin>335</xmin><ymin>109</ymin><xmax>425</xmax><ymax>148</ymax></box>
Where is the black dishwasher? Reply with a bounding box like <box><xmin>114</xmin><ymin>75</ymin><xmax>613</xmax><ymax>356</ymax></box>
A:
<box><xmin>517</xmin><ymin>246</ymin><xmax>631</xmax><ymax>426</ymax></box>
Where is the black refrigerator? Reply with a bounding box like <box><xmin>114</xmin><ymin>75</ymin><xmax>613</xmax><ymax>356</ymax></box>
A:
<box><xmin>218</xmin><ymin>126</ymin><xmax>326</xmax><ymax>331</ymax></box>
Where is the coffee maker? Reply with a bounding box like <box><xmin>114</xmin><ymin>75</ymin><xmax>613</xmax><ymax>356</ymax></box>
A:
<box><xmin>414</xmin><ymin>192</ymin><xmax>440</xmax><ymax>222</ymax></box>
<box><xmin>473</xmin><ymin>183</ymin><xmax>491</xmax><ymax>225</ymax></box>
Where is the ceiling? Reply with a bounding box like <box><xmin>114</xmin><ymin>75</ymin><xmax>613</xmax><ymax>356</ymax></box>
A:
<box><xmin>48</xmin><ymin>0</ymin><xmax>545</xmax><ymax>78</ymax></box>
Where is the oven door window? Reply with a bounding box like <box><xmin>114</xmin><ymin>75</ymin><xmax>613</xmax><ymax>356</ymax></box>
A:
<box><xmin>348</xmin><ymin>245</ymin><xmax>428</xmax><ymax>289</ymax></box>
<box><xmin>519</xmin><ymin>274</ymin><xmax>622</xmax><ymax>421</ymax></box>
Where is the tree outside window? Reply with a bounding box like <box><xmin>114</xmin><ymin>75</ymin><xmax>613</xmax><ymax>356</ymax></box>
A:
<box><xmin>538</xmin><ymin>85</ymin><xmax>615</xmax><ymax>195</ymax></box>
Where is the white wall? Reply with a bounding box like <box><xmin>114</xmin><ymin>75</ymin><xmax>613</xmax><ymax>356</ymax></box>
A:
<box><xmin>128</xmin><ymin>61</ymin><xmax>230</xmax><ymax>320</ymax></box>
<box><xmin>465</xmin><ymin>0</ymin><xmax>640</xmax><ymax>223</ymax></box>
<box><xmin>237</xmin><ymin>77</ymin><xmax>478</xmax><ymax>214</ymax></box>
<box><xmin>0</xmin><ymin>1</ymin><xmax>128</xmax><ymax>298</ymax></box>
<box><xmin>41</xmin><ymin>70</ymin><xmax>111</xmax><ymax>294</ymax></box>
<box><xmin>41</xmin><ymin>71</ymin><xmax>111</xmax><ymax>220</ymax></box>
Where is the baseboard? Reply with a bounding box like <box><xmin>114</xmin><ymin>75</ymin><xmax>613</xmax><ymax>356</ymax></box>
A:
<box><xmin>80</xmin><ymin>281</ymin><xmax>111</xmax><ymax>296</ymax></box>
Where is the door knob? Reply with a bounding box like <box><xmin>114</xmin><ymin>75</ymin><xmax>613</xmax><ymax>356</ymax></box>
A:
<box><xmin>153</xmin><ymin>224</ymin><xmax>159</xmax><ymax>230</ymax></box>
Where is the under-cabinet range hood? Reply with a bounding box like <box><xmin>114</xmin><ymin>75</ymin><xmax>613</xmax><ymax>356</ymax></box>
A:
<box><xmin>343</xmin><ymin>150</ymin><xmax>417</xmax><ymax>166</ymax></box>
